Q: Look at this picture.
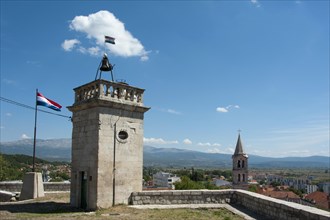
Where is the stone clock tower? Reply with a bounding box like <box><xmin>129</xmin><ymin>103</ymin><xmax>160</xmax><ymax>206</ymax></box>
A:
<box><xmin>68</xmin><ymin>78</ymin><xmax>149</xmax><ymax>210</ymax></box>
<box><xmin>232</xmin><ymin>133</ymin><xmax>248</xmax><ymax>188</ymax></box>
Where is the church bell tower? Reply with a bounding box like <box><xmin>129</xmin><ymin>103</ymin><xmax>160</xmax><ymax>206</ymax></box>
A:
<box><xmin>232</xmin><ymin>133</ymin><xmax>248</xmax><ymax>188</ymax></box>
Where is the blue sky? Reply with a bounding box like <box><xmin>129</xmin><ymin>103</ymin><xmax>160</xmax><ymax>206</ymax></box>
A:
<box><xmin>1</xmin><ymin>1</ymin><xmax>329</xmax><ymax>157</ymax></box>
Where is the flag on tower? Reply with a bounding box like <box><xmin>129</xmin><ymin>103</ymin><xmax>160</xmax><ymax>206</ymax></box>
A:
<box><xmin>105</xmin><ymin>36</ymin><xmax>115</xmax><ymax>44</ymax></box>
<box><xmin>37</xmin><ymin>92</ymin><xmax>62</xmax><ymax>111</ymax></box>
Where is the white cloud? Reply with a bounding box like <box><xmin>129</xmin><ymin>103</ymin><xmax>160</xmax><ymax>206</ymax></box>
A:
<box><xmin>226</xmin><ymin>147</ymin><xmax>235</xmax><ymax>153</ymax></box>
<box><xmin>206</xmin><ymin>147</ymin><xmax>234</xmax><ymax>154</ymax></box>
<box><xmin>61</xmin><ymin>39</ymin><xmax>80</xmax><ymax>51</ymax></box>
<box><xmin>158</xmin><ymin>108</ymin><xmax>182</xmax><ymax>115</ymax></box>
<box><xmin>65</xmin><ymin>10</ymin><xmax>148</xmax><ymax>61</ymax></box>
<box><xmin>140</xmin><ymin>53</ymin><xmax>149</xmax><ymax>61</ymax></box>
<box><xmin>0</xmin><ymin>126</ymin><xmax>4</xmax><ymax>129</ymax></box>
<box><xmin>250</xmin><ymin>0</ymin><xmax>261</xmax><ymax>7</ymax></box>
<box><xmin>77</xmin><ymin>46</ymin><xmax>101</xmax><ymax>56</ymax></box>
<box><xmin>143</xmin><ymin>137</ymin><xmax>179</xmax><ymax>145</ymax></box>
<box><xmin>5</xmin><ymin>113</ymin><xmax>12</xmax><ymax>117</ymax></box>
<box><xmin>198</xmin><ymin>142</ymin><xmax>221</xmax><ymax>147</ymax></box>
<box><xmin>167</xmin><ymin>109</ymin><xmax>181</xmax><ymax>115</ymax></box>
<box><xmin>21</xmin><ymin>134</ymin><xmax>31</xmax><ymax>139</ymax></box>
<box><xmin>183</xmin><ymin>138</ymin><xmax>192</xmax><ymax>145</ymax></box>
<box><xmin>216</xmin><ymin>105</ymin><xmax>240</xmax><ymax>113</ymax></box>
<box><xmin>216</xmin><ymin>107</ymin><xmax>228</xmax><ymax>113</ymax></box>
<box><xmin>206</xmin><ymin>148</ymin><xmax>221</xmax><ymax>154</ymax></box>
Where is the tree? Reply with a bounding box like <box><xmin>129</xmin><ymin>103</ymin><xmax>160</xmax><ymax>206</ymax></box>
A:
<box><xmin>174</xmin><ymin>176</ymin><xmax>204</xmax><ymax>190</ymax></box>
<box><xmin>190</xmin><ymin>169</ymin><xmax>204</xmax><ymax>181</ymax></box>
<box><xmin>204</xmin><ymin>181</ymin><xmax>219</xmax><ymax>190</ymax></box>
<box><xmin>270</xmin><ymin>181</ymin><xmax>281</xmax><ymax>187</ymax></box>
<box><xmin>248</xmin><ymin>185</ymin><xmax>258</xmax><ymax>192</ymax></box>
<box><xmin>0</xmin><ymin>154</ymin><xmax>25</xmax><ymax>181</ymax></box>
<box><xmin>288</xmin><ymin>187</ymin><xmax>304</xmax><ymax>198</ymax></box>
<box><xmin>258</xmin><ymin>179</ymin><xmax>266</xmax><ymax>185</ymax></box>
<box><xmin>49</xmin><ymin>171</ymin><xmax>70</xmax><ymax>182</ymax></box>
<box><xmin>0</xmin><ymin>155</ymin><xmax>7</xmax><ymax>181</ymax></box>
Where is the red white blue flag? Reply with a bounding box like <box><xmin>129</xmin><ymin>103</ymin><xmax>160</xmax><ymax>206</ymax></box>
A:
<box><xmin>37</xmin><ymin>92</ymin><xmax>62</xmax><ymax>111</ymax></box>
<box><xmin>105</xmin><ymin>36</ymin><xmax>115</xmax><ymax>44</ymax></box>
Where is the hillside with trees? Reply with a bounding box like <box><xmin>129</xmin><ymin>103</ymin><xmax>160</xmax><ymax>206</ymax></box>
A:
<box><xmin>0</xmin><ymin>154</ymin><xmax>70</xmax><ymax>182</ymax></box>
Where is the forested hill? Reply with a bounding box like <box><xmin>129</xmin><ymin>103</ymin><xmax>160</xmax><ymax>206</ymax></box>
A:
<box><xmin>0</xmin><ymin>154</ymin><xmax>68</xmax><ymax>181</ymax></box>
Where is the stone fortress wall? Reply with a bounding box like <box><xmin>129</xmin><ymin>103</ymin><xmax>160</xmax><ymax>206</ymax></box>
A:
<box><xmin>0</xmin><ymin>182</ymin><xmax>70</xmax><ymax>192</ymax></box>
<box><xmin>130</xmin><ymin>189</ymin><xmax>330</xmax><ymax>220</ymax></box>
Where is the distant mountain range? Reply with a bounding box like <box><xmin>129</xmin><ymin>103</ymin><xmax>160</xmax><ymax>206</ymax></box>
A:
<box><xmin>0</xmin><ymin>138</ymin><xmax>71</xmax><ymax>162</ymax></box>
<box><xmin>1</xmin><ymin>138</ymin><xmax>329</xmax><ymax>168</ymax></box>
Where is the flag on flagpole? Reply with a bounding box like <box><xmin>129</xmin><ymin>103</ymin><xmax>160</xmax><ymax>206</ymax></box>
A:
<box><xmin>105</xmin><ymin>35</ymin><xmax>115</xmax><ymax>44</ymax></box>
<box><xmin>37</xmin><ymin>92</ymin><xmax>62</xmax><ymax>111</ymax></box>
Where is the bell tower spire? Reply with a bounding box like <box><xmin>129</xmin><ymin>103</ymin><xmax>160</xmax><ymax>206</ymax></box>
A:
<box><xmin>234</xmin><ymin>132</ymin><xmax>245</xmax><ymax>155</ymax></box>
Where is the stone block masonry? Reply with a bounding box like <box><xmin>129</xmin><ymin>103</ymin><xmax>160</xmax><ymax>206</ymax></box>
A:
<box><xmin>131</xmin><ymin>190</ymin><xmax>232</xmax><ymax>205</ymax></box>
<box><xmin>0</xmin><ymin>182</ymin><xmax>70</xmax><ymax>192</ymax></box>
<box><xmin>130</xmin><ymin>189</ymin><xmax>330</xmax><ymax>220</ymax></box>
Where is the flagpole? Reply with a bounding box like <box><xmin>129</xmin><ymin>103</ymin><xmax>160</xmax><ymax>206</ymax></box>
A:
<box><xmin>32</xmin><ymin>89</ymin><xmax>38</xmax><ymax>172</ymax></box>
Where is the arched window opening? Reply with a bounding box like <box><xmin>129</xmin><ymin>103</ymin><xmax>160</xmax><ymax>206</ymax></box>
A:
<box><xmin>242</xmin><ymin>174</ymin><xmax>245</xmax><ymax>182</ymax></box>
<box><xmin>242</xmin><ymin>160</ymin><xmax>245</xmax><ymax>168</ymax></box>
<box><xmin>237</xmin><ymin>160</ymin><xmax>241</xmax><ymax>168</ymax></box>
<box><xmin>238</xmin><ymin>174</ymin><xmax>241</xmax><ymax>182</ymax></box>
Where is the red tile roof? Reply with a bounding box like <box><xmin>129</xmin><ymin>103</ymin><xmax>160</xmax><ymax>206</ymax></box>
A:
<box><xmin>262</xmin><ymin>191</ymin><xmax>300</xmax><ymax>200</ymax></box>
<box><xmin>305</xmin><ymin>191</ymin><xmax>330</xmax><ymax>210</ymax></box>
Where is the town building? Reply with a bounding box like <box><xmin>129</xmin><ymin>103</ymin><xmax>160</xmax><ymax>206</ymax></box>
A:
<box><xmin>263</xmin><ymin>174</ymin><xmax>320</xmax><ymax>193</ymax></box>
<box><xmin>306</xmin><ymin>184</ymin><xmax>318</xmax><ymax>194</ymax></box>
<box><xmin>319</xmin><ymin>182</ymin><xmax>330</xmax><ymax>195</ymax></box>
<box><xmin>153</xmin><ymin>172</ymin><xmax>181</xmax><ymax>189</ymax></box>
<box><xmin>212</xmin><ymin>178</ymin><xmax>231</xmax><ymax>187</ymax></box>
<box><xmin>258</xmin><ymin>187</ymin><xmax>302</xmax><ymax>203</ymax></box>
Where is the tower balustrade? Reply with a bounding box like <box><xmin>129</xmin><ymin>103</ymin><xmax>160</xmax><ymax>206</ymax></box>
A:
<box><xmin>73</xmin><ymin>80</ymin><xmax>145</xmax><ymax>106</ymax></box>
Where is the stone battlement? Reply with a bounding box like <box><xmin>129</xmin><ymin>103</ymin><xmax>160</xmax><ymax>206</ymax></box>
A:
<box><xmin>0</xmin><ymin>182</ymin><xmax>70</xmax><ymax>193</ymax></box>
<box><xmin>130</xmin><ymin>189</ymin><xmax>330</xmax><ymax>220</ymax></box>
<box><xmin>72</xmin><ymin>80</ymin><xmax>145</xmax><ymax>106</ymax></box>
